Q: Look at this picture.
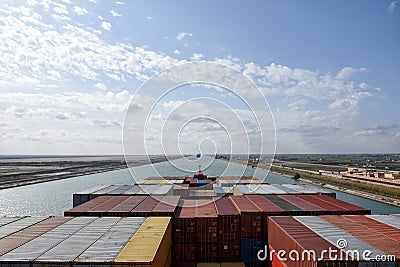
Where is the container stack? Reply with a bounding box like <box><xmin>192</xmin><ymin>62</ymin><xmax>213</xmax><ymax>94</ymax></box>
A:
<box><xmin>268</xmin><ymin>215</ymin><xmax>400</xmax><ymax>267</ymax></box>
<box><xmin>65</xmin><ymin>195</ymin><xmax>180</xmax><ymax>217</ymax></box>
<box><xmin>196</xmin><ymin>200</ymin><xmax>219</xmax><ymax>263</ymax></box>
<box><xmin>0</xmin><ymin>216</ymin><xmax>172</xmax><ymax>267</ymax></box>
<box><xmin>229</xmin><ymin>196</ymin><xmax>264</xmax><ymax>266</ymax></box>
<box><xmin>214</xmin><ymin>197</ymin><xmax>241</xmax><ymax>262</ymax></box>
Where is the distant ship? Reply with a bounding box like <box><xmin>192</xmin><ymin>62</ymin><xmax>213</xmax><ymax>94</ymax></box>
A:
<box><xmin>196</xmin><ymin>153</ymin><xmax>201</xmax><ymax>158</ymax></box>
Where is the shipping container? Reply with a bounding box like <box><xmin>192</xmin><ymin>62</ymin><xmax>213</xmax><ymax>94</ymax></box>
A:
<box><xmin>108</xmin><ymin>195</ymin><xmax>147</xmax><ymax>215</ymax></box>
<box><xmin>197</xmin><ymin>263</ymin><xmax>220</xmax><ymax>267</ymax></box>
<box><xmin>367</xmin><ymin>214</ymin><xmax>400</xmax><ymax>229</ymax></box>
<box><xmin>218</xmin><ymin>240</ymin><xmax>241</xmax><ymax>262</ymax></box>
<box><xmin>72</xmin><ymin>185</ymin><xmax>109</xmax><ymax>207</ymax></box>
<box><xmin>240</xmin><ymin>238</ymin><xmax>264</xmax><ymax>265</ymax></box>
<box><xmin>0</xmin><ymin>217</ymin><xmax>71</xmax><ymax>256</ymax></box>
<box><xmin>263</xmin><ymin>195</ymin><xmax>303</xmax><ymax>215</ymax></box>
<box><xmin>268</xmin><ymin>245</ymin><xmax>286</xmax><ymax>267</ymax></box>
<box><xmin>214</xmin><ymin>197</ymin><xmax>240</xmax><ymax>241</ymax></box>
<box><xmin>130</xmin><ymin>195</ymin><xmax>161</xmax><ymax>216</ymax></box>
<box><xmin>196</xmin><ymin>201</ymin><xmax>218</xmax><ymax>243</ymax></box>
<box><xmin>107</xmin><ymin>185</ymin><xmax>135</xmax><ymax>195</ymax></box>
<box><xmin>175</xmin><ymin>202</ymin><xmax>197</xmax><ymax>244</ymax></box>
<box><xmin>320</xmin><ymin>215</ymin><xmax>400</xmax><ymax>258</ymax></box>
<box><xmin>268</xmin><ymin>216</ymin><xmax>347</xmax><ymax>267</ymax></box>
<box><xmin>114</xmin><ymin>217</ymin><xmax>172</xmax><ymax>267</ymax></box>
<box><xmin>198</xmin><ymin>243</ymin><xmax>218</xmax><ymax>262</ymax></box>
<box><xmin>220</xmin><ymin>263</ymin><xmax>245</xmax><ymax>267</ymax></box>
<box><xmin>0</xmin><ymin>217</ymin><xmax>49</xmax><ymax>239</ymax></box>
<box><xmin>230</xmin><ymin>196</ymin><xmax>262</xmax><ymax>238</ymax></box>
<box><xmin>87</xmin><ymin>196</ymin><xmax>130</xmax><ymax>215</ymax></box>
<box><xmin>174</xmin><ymin>243</ymin><xmax>197</xmax><ymax>264</ymax></box>
<box><xmin>269</xmin><ymin>216</ymin><xmax>398</xmax><ymax>267</ymax></box>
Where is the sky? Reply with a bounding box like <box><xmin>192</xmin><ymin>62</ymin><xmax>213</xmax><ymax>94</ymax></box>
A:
<box><xmin>0</xmin><ymin>0</ymin><xmax>399</xmax><ymax>155</ymax></box>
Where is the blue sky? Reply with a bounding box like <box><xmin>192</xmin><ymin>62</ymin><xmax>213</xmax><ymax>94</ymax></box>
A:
<box><xmin>0</xmin><ymin>0</ymin><xmax>399</xmax><ymax>154</ymax></box>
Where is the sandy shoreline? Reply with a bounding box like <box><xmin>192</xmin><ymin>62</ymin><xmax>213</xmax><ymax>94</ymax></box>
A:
<box><xmin>0</xmin><ymin>155</ymin><xmax>173</xmax><ymax>190</ymax></box>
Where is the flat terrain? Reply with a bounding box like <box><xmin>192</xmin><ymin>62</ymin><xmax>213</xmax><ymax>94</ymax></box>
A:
<box><xmin>0</xmin><ymin>155</ymin><xmax>172</xmax><ymax>189</ymax></box>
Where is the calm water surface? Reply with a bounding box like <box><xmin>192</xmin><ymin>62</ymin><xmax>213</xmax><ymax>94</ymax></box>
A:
<box><xmin>0</xmin><ymin>157</ymin><xmax>399</xmax><ymax>216</ymax></box>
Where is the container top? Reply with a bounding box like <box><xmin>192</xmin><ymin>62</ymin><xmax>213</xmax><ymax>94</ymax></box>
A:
<box><xmin>214</xmin><ymin>197</ymin><xmax>240</xmax><ymax>215</ymax></box>
<box><xmin>246</xmin><ymin>195</ymin><xmax>283</xmax><ymax>212</ymax></box>
<box><xmin>229</xmin><ymin>196</ymin><xmax>261</xmax><ymax>213</ymax></box>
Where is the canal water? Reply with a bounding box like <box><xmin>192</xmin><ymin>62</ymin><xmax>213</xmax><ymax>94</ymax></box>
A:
<box><xmin>0</xmin><ymin>156</ymin><xmax>399</xmax><ymax>216</ymax></box>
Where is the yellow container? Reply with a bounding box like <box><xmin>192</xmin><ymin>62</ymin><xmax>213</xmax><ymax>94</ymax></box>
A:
<box><xmin>114</xmin><ymin>217</ymin><xmax>171</xmax><ymax>267</ymax></box>
<box><xmin>144</xmin><ymin>180</ymin><xmax>169</xmax><ymax>184</ymax></box>
<box><xmin>197</xmin><ymin>264</ymin><xmax>221</xmax><ymax>267</ymax></box>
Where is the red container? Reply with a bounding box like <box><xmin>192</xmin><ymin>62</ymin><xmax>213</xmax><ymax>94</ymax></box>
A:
<box><xmin>130</xmin><ymin>196</ymin><xmax>159</xmax><ymax>216</ymax></box>
<box><xmin>88</xmin><ymin>195</ymin><xmax>130</xmax><ymax>214</ymax></box>
<box><xmin>297</xmin><ymin>195</ymin><xmax>347</xmax><ymax>214</ymax></box>
<box><xmin>229</xmin><ymin>196</ymin><xmax>262</xmax><ymax>237</ymax></box>
<box><xmin>64</xmin><ymin>195</ymin><xmax>111</xmax><ymax>215</ymax></box>
<box><xmin>247</xmin><ymin>195</ymin><xmax>283</xmax><ymax>240</ymax></box>
<box><xmin>152</xmin><ymin>195</ymin><xmax>180</xmax><ymax>216</ymax></box>
<box><xmin>198</xmin><ymin>243</ymin><xmax>218</xmax><ymax>262</ymax></box>
<box><xmin>174</xmin><ymin>243</ymin><xmax>196</xmax><ymax>263</ymax></box>
<box><xmin>196</xmin><ymin>201</ymin><xmax>218</xmax><ymax>243</ymax></box>
<box><xmin>218</xmin><ymin>239</ymin><xmax>241</xmax><ymax>262</ymax></box>
<box><xmin>343</xmin><ymin>215</ymin><xmax>400</xmax><ymax>242</ymax></box>
<box><xmin>108</xmin><ymin>195</ymin><xmax>146</xmax><ymax>215</ymax></box>
<box><xmin>268</xmin><ymin>216</ymin><xmax>347</xmax><ymax>267</ymax></box>
<box><xmin>175</xmin><ymin>203</ymin><xmax>196</xmax><ymax>243</ymax></box>
<box><xmin>214</xmin><ymin>197</ymin><xmax>240</xmax><ymax>241</ymax></box>
<box><xmin>278</xmin><ymin>194</ymin><xmax>323</xmax><ymax>213</ymax></box>
<box><xmin>313</xmin><ymin>195</ymin><xmax>370</xmax><ymax>214</ymax></box>
<box><xmin>321</xmin><ymin>215</ymin><xmax>400</xmax><ymax>257</ymax></box>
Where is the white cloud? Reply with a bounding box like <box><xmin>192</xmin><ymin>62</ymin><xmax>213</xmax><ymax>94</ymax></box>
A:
<box><xmin>173</xmin><ymin>49</ymin><xmax>180</xmax><ymax>55</ymax></box>
<box><xmin>74</xmin><ymin>6</ymin><xmax>88</xmax><ymax>15</ymax></box>
<box><xmin>115</xmin><ymin>1</ymin><xmax>124</xmax><ymax>5</ymax></box>
<box><xmin>389</xmin><ymin>1</ymin><xmax>400</xmax><ymax>13</ymax></box>
<box><xmin>94</xmin><ymin>82</ymin><xmax>107</xmax><ymax>90</ymax></box>
<box><xmin>191</xmin><ymin>53</ymin><xmax>203</xmax><ymax>61</ymax></box>
<box><xmin>88</xmin><ymin>0</ymin><xmax>96</xmax><ymax>3</ymax></box>
<box><xmin>336</xmin><ymin>67</ymin><xmax>367</xmax><ymax>80</ymax></box>
<box><xmin>110</xmin><ymin>10</ymin><xmax>121</xmax><ymax>17</ymax></box>
<box><xmin>359</xmin><ymin>82</ymin><xmax>368</xmax><ymax>89</ymax></box>
<box><xmin>176</xmin><ymin>32</ymin><xmax>192</xmax><ymax>41</ymax></box>
<box><xmin>101</xmin><ymin>21</ymin><xmax>112</xmax><ymax>31</ymax></box>
<box><xmin>53</xmin><ymin>5</ymin><xmax>68</xmax><ymax>15</ymax></box>
<box><xmin>146</xmin><ymin>16</ymin><xmax>152</xmax><ymax>20</ymax></box>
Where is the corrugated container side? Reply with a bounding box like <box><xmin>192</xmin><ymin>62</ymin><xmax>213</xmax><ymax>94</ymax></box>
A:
<box><xmin>0</xmin><ymin>217</ymin><xmax>71</xmax><ymax>256</ymax></box>
<box><xmin>196</xmin><ymin>202</ymin><xmax>218</xmax><ymax>243</ymax></box>
<box><xmin>114</xmin><ymin>217</ymin><xmax>171</xmax><ymax>267</ymax></box>
<box><xmin>108</xmin><ymin>195</ymin><xmax>146</xmax><ymax>214</ymax></box>
<box><xmin>367</xmin><ymin>215</ymin><xmax>400</xmax><ymax>229</ymax></box>
<box><xmin>315</xmin><ymin>195</ymin><xmax>369</xmax><ymax>213</ymax></box>
<box><xmin>218</xmin><ymin>239</ymin><xmax>241</xmax><ymax>262</ymax></box>
<box><xmin>296</xmin><ymin>195</ymin><xmax>346</xmax><ymax>214</ymax></box>
<box><xmin>0</xmin><ymin>218</ymin><xmax>24</xmax><ymax>227</ymax></box>
<box><xmin>320</xmin><ymin>215</ymin><xmax>400</xmax><ymax>257</ymax></box>
<box><xmin>174</xmin><ymin>243</ymin><xmax>197</xmax><ymax>264</ymax></box>
<box><xmin>65</xmin><ymin>195</ymin><xmax>112</xmax><ymax>215</ymax></box>
<box><xmin>294</xmin><ymin>216</ymin><xmax>389</xmax><ymax>261</ymax></box>
<box><xmin>152</xmin><ymin>195</ymin><xmax>180</xmax><ymax>215</ymax></box>
<box><xmin>229</xmin><ymin>196</ymin><xmax>262</xmax><ymax>238</ymax></box>
<box><xmin>175</xmin><ymin>206</ymin><xmax>197</xmax><ymax>244</ymax></box>
<box><xmin>240</xmin><ymin>237</ymin><xmax>263</xmax><ymax>265</ymax></box>
<box><xmin>246</xmin><ymin>195</ymin><xmax>283</xmax><ymax>240</ymax></box>
<box><xmin>263</xmin><ymin>195</ymin><xmax>303</xmax><ymax>214</ymax></box>
<box><xmin>278</xmin><ymin>195</ymin><xmax>324</xmax><ymax>214</ymax></box>
<box><xmin>343</xmin><ymin>215</ymin><xmax>400</xmax><ymax>242</ymax></box>
<box><xmin>130</xmin><ymin>196</ymin><xmax>160</xmax><ymax>216</ymax></box>
<box><xmin>214</xmin><ymin>197</ymin><xmax>240</xmax><ymax>241</ymax></box>
<box><xmin>198</xmin><ymin>243</ymin><xmax>218</xmax><ymax>262</ymax></box>
<box><xmin>87</xmin><ymin>196</ymin><xmax>130</xmax><ymax>214</ymax></box>
<box><xmin>268</xmin><ymin>216</ymin><xmax>346</xmax><ymax>267</ymax></box>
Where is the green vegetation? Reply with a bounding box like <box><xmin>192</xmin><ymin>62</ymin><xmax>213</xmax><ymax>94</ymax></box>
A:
<box><xmin>270</xmin><ymin>165</ymin><xmax>400</xmax><ymax>200</ymax></box>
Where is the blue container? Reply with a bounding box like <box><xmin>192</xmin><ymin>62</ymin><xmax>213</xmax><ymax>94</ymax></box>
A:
<box><xmin>240</xmin><ymin>237</ymin><xmax>264</xmax><ymax>264</ymax></box>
